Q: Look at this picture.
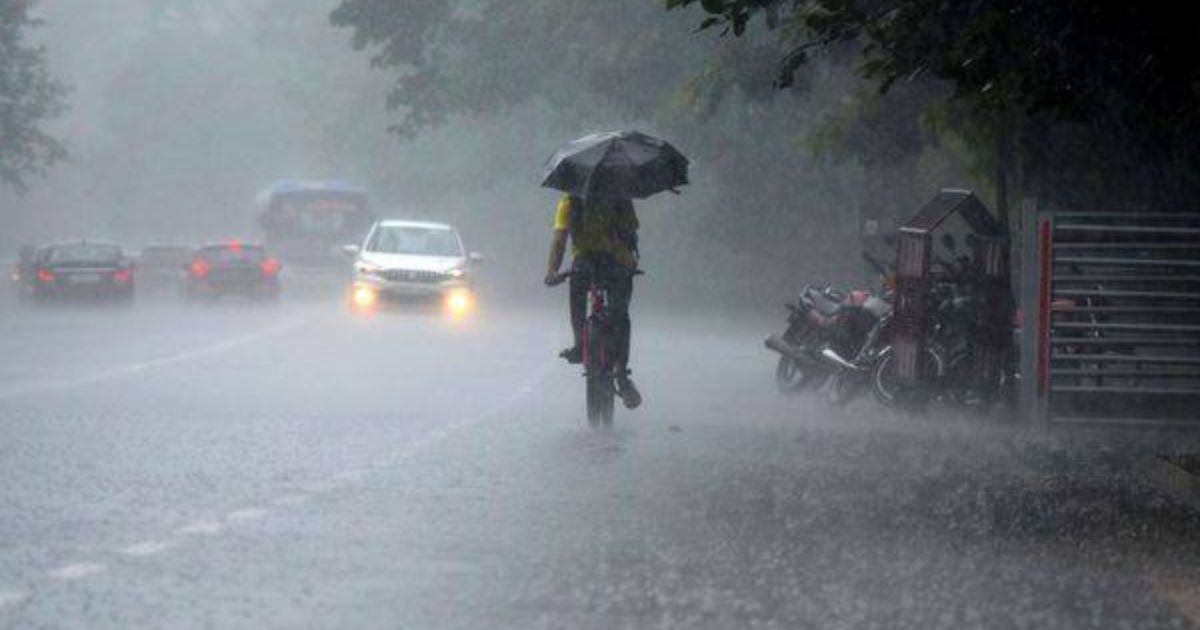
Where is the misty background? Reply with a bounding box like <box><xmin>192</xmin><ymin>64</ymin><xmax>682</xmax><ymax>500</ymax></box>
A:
<box><xmin>0</xmin><ymin>0</ymin><xmax>985</xmax><ymax>312</ymax></box>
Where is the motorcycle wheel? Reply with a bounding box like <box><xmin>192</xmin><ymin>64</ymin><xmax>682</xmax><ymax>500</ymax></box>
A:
<box><xmin>828</xmin><ymin>372</ymin><xmax>864</xmax><ymax>406</ymax></box>
<box><xmin>871</xmin><ymin>346</ymin><xmax>944</xmax><ymax>408</ymax></box>
<box><xmin>775</xmin><ymin>355</ymin><xmax>817</xmax><ymax>394</ymax></box>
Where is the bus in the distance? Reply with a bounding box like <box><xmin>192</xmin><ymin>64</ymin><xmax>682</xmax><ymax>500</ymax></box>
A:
<box><xmin>256</xmin><ymin>180</ymin><xmax>376</xmax><ymax>269</ymax></box>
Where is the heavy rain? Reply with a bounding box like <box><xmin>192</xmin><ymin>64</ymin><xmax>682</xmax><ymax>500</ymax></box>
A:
<box><xmin>3</xmin><ymin>1</ymin><xmax>1200</xmax><ymax>628</ymax></box>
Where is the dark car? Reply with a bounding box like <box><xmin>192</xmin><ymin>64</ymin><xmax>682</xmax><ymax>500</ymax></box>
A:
<box><xmin>9</xmin><ymin>245</ymin><xmax>36</xmax><ymax>301</ymax></box>
<box><xmin>27</xmin><ymin>241</ymin><xmax>135</xmax><ymax>303</ymax></box>
<box><xmin>136</xmin><ymin>244</ymin><xmax>195</xmax><ymax>294</ymax></box>
<box><xmin>185</xmin><ymin>242</ymin><xmax>281</xmax><ymax>301</ymax></box>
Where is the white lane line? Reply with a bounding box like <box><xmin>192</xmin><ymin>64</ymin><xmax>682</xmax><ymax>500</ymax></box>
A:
<box><xmin>120</xmin><ymin>540</ymin><xmax>172</xmax><ymax>557</ymax></box>
<box><xmin>0</xmin><ymin>590</ymin><xmax>30</xmax><ymax>609</ymax></box>
<box><xmin>272</xmin><ymin>493</ymin><xmax>309</xmax><ymax>507</ymax></box>
<box><xmin>30</xmin><ymin>360</ymin><xmax>554</xmax><ymax>592</ymax></box>
<box><xmin>49</xmin><ymin>562</ymin><xmax>106</xmax><ymax>580</ymax></box>
<box><xmin>177</xmin><ymin>520</ymin><xmax>225</xmax><ymax>536</ymax></box>
<box><xmin>0</xmin><ymin>316</ymin><xmax>310</xmax><ymax>401</ymax></box>
<box><xmin>226</xmin><ymin>508</ymin><xmax>268</xmax><ymax>522</ymax></box>
<box><xmin>369</xmin><ymin>361</ymin><xmax>557</xmax><ymax>471</ymax></box>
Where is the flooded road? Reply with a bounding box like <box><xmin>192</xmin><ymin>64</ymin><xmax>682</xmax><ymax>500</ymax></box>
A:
<box><xmin>1</xmin><ymin>297</ymin><xmax>1199</xmax><ymax>628</ymax></box>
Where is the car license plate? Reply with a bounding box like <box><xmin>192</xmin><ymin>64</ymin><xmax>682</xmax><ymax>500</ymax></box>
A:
<box><xmin>69</xmin><ymin>273</ymin><xmax>102</xmax><ymax>284</ymax></box>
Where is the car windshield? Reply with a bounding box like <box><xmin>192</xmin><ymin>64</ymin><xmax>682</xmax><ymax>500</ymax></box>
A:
<box><xmin>366</xmin><ymin>226</ymin><xmax>462</xmax><ymax>257</ymax></box>
<box><xmin>198</xmin><ymin>245</ymin><xmax>266</xmax><ymax>264</ymax></box>
<box><xmin>43</xmin><ymin>243</ymin><xmax>122</xmax><ymax>264</ymax></box>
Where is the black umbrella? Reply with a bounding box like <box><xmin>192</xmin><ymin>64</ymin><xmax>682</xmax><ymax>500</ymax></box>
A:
<box><xmin>541</xmin><ymin>131</ymin><xmax>689</xmax><ymax>199</ymax></box>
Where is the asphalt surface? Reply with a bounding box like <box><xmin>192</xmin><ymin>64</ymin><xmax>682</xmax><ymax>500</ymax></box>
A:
<box><xmin>2</xmin><ymin>292</ymin><xmax>1200</xmax><ymax>629</ymax></box>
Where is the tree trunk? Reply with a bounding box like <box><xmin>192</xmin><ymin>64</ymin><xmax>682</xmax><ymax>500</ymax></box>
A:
<box><xmin>995</xmin><ymin>111</ymin><xmax>1012</xmax><ymax>231</ymax></box>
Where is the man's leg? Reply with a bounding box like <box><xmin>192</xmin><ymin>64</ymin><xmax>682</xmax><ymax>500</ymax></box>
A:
<box><xmin>609</xmin><ymin>270</ymin><xmax>640</xmax><ymax>408</ymax></box>
<box><xmin>560</xmin><ymin>261</ymin><xmax>586</xmax><ymax>363</ymax></box>
<box><xmin>610</xmin><ymin>274</ymin><xmax>632</xmax><ymax>370</ymax></box>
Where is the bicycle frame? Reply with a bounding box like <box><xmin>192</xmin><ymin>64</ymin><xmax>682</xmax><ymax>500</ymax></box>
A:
<box><xmin>563</xmin><ymin>263</ymin><xmax>638</xmax><ymax>427</ymax></box>
<box><xmin>581</xmin><ymin>279</ymin><xmax>613</xmax><ymax>375</ymax></box>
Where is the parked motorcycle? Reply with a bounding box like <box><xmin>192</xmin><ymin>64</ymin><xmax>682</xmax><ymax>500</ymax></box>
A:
<box><xmin>834</xmin><ymin>247</ymin><xmax>1015</xmax><ymax>410</ymax></box>
<box><xmin>765</xmin><ymin>253</ymin><xmax>893</xmax><ymax>395</ymax></box>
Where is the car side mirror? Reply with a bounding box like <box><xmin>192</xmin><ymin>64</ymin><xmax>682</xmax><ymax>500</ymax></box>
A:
<box><xmin>468</xmin><ymin>252</ymin><xmax>484</xmax><ymax>265</ymax></box>
<box><xmin>342</xmin><ymin>244</ymin><xmax>361</xmax><ymax>257</ymax></box>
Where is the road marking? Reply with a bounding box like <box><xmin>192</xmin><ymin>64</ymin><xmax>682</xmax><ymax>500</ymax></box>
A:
<box><xmin>120</xmin><ymin>541</ymin><xmax>172</xmax><ymax>557</ymax></box>
<box><xmin>226</xmin><ymin>508</ymin><xmax>268</xmax><ymax>522</ymax></box>
<box><xmin>0</xmin><ymin>316</ymin><xmax>310</xmax><ymax>401</ymax></box>
<box><xmin>177</xmin><ymin>520</ymin><xmax>224</xmax><ymax>536</ymax></box>
<box><xmin>0</xmin><ymin>590</ymin><xmax>30</xmax><ymax>609</ymax></box>
<box><xmin>19</xmin><ymin>359</ymin><xmax>557</xmax><ymax>595</ymax></box>
<box><xmin>370</xmin><ymin>361</ymin><xmax>557</xmax><ymax>471</ymax></box>
<box><xmin>49</xmin><ymin>562</ymin><xmax>106</xmax><ymax>580</ymax></box>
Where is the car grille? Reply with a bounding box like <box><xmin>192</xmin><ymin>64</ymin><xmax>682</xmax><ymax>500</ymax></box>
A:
<box><xmin>380</xmin><ymin>269</ymin><xmax>446</xmax><ymax>283</ymax></box>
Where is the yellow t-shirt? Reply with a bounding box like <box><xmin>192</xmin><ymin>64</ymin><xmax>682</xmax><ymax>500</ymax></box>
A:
<box><xmin>553</xmin><ymin>195</ymin><xmax>639</xmax><ymax>268</ymax></box>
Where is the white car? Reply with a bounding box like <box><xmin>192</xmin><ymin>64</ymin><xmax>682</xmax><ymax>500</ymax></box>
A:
<box><xmin>346</xmin><ymin>220</ymin><xmax>482</xmax><ymax>315</ymax></box>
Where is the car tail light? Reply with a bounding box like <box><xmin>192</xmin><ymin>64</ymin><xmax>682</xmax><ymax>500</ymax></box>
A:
<box><xmin>228</xmin><ymin>240</ymin><xmax>242</xmax><ymax>254</ymax></box>
<box><xmin>190</xmin><ymin>259</ymin><xmax>210</xmax><ymax>278</ymax></box>
<box><xmin>36</xmin><ymin>268</ymin><xmax>55</xmax><ymax>284</ymax></box>
<box><xmin>112</xmin><ymin>268</ymin><xmax>132</xmax><ymax>283</ymax></box>
<box><xmin>260</xmin><ymin>257</ymin><xmax>280</xmax><ymax>277</ymax></box>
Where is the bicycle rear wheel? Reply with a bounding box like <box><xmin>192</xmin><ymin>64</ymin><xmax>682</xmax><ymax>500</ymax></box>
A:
<box><xmin>584</xmin><ymin>319</ymin><xmax>614</xmax><ymax>428</ymax></box>
<box><xmin>587</xmin><ymin>374</ymin><xmax>614</xmax><ymax>428</ymax></box>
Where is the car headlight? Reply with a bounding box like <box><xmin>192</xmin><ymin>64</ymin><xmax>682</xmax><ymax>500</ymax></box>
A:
<box><xmin>445</xmin><ymin>288</ymin><xmax>472</xmax><ymax>317</ymax></box>
<box><xmin>351</xmin><ymin>284</ymin><xmax>378</xmax><ymax>310</ymax></box>
<box><xmin>446</xmin><ymin>268</ymin><xmax>466</xmax><ymax>279</ymax></box>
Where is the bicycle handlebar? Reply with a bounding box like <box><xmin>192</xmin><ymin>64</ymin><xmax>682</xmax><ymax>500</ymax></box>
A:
<box><xmin>556</xmin><ymin>268</ymin><xmax>645</xmax><ymax>279</ymax></box>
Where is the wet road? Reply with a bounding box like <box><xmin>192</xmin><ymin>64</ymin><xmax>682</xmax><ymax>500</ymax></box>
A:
<box><xmin>2</xmin><ymin>295</ymin><xmax>1200</xmax><ymax>629</ymax></box>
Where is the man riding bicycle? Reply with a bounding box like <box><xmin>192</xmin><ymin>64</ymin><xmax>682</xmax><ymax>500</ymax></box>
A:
<box><xmin>544</xmin><ymin>194</ymin><xmax>642</xmax><ymax>409</ymax></box>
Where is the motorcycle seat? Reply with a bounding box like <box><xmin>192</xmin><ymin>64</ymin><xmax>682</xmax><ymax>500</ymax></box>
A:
<box><xmin>807</xmin><ymin>291</ymin><xmax>844</xmax><ymax>317</ymax></box>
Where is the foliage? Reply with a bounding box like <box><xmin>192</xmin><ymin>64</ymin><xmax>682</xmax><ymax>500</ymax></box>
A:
<box><xmin>668</xmin><ymin>0</ymin><xmax>1200</xmax><ymax>208</ymax></box>
<box><xmin>329</xmin><ymin>0</ymin><xmax>720</xmax><ymax>137</ymax></box>
<box><xmin>326</xmin><ymin>0</ymin><xmax>981</xmax><ymax>301</ymax></box>
<box><xmin>0</xmin><ymin>0</ymin><xmax>67</xmax><ymax>193</ymax></box>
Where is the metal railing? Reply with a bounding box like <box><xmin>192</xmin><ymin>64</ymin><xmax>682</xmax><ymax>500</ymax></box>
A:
<box><xmin>1020</xmin><ymin>203</ymin><xmax>1200</xmax><ymax>424</ymax></box>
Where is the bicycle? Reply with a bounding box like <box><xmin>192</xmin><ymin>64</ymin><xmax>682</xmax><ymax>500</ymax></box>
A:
<box><xmin>557</xmin><ymin>265</ymin><xmax>640</xmax><ymax>428</ymax></box>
